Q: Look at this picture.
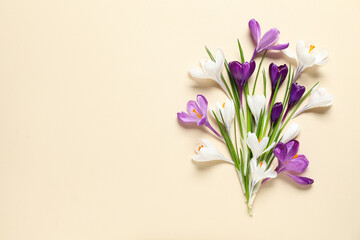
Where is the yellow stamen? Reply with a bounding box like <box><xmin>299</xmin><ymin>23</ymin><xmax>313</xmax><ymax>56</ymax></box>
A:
<box><xmin>308</xmin><ymin>45</ymin><xmax>315</xmax><ymax>53</ymax></box>
<box><xmin>259</xmin><ymin>137</ymin><xmax>262</xmax><ymax>143</ymax></box>
<box><xmin>284</xmin><ymin>154</ymin><xmax>299</xmax><ymax>166</ymax></box>
<box><xmin>222</xmin><ymin>102</ymin><xmax>225</xmax><ymax>108</ymax></box>
<box><xmin>198</xmin><ymin>145</ymin><xmax>204</xmax><ymax>151</ymax></box>
<box><xmin>260</xmin><ymin>161</ymin><xmax>263</xmax><ymax>168</ymax></box>
<box><xmin>192</xmin><ymin>109</ymin><xmax>202</xmax><ymax>119</ymax></box>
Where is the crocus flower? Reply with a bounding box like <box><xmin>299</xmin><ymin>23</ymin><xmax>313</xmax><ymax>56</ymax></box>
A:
<box><xmin>281</xmin><ymin>122</ymin><xmax>300</xmax><ymax>143</ymax></box>
<box><xmin>271</xmin><ymin>102</ymin><xmax>283</xmax><ymax>125</ymax></box>
<box><xmin>283</xmin><ymin>83</ymin><xmax>305</xmax><ymax>120</ymax></box>
<box><xmin>273</xmin><ymin>140</ymin><xmax>314</xmax><ymax>185</ymax></box>
<box><xmin>282</xmin><ymin>40</ymin><xmax>328</xmax><ymax>81</ymax></box>
<box><xmin>189</xmin><ymin>49</ymin><xmax>230</xmax><ymax>97</ymax></box>
<box><xmin>248</xmin><ymin>158</ymin><xmax>277</xmax><ymax>212</ymax></box>
<box><xmin>249</xmin><ymin>19</ymin><xmax>289</xmax><ymax>61</ymax></box>
<box><xmin>246</xmin><ymin>132</ymin><xmax>275</xmax><ymax>159</ymax></box>
<box><xmin>288</xmin><ymin>83</ymin><xmax>305</xmax><ymax>109</ymax></box>
<box><xmin>177</xmin><ymin>95</ymin><xmax>222</xmax><ymax>139</ymax></box>
<box><xmin>247</xmin><ymin>95</ymin><xmax>266</xmax><ymax>124</ymax></box>
<box><xmin>293</xmin><ymin>85</ymin><xmax>334</xmax><ymax>118</ymax></box>
<box><xmin>192</xmin><ymin>139</ymin><xmax>233</xmax><ymax>164</ymax></box>
<box><xmin>212</xmin><ymin>99</ymin><xmax>235</xmax><ymax>134</ymax></box>
<box><xmin>229</xmin><ymin>61</ymin><xmax>256</xmax><ymax>101</ymax></box>
<box><xmin>268</xmin><ymin>63</ymin><xmax>288</xmax><ymax>105</ymax></box>
<box><xmin>269</xmin><ymin>63</ymin><xmax>288</xmax><ymax>92</ymax></box>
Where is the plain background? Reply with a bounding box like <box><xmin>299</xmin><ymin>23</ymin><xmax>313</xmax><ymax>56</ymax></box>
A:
<box><xmin>0</xmin><ymin>0</ymin><xmax>359</xmax><ymax>239</ymax></box>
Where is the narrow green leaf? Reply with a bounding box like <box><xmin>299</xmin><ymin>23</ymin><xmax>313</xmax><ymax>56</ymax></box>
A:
<box><xmin>237</xmin><ymin>39</ymin><xmax>245</xmax><ymax>63</ymax></box>
<box><xmin>252</xmin><ymin>50</ymin><xmax>267</xmax><ymax>95</ymax></box>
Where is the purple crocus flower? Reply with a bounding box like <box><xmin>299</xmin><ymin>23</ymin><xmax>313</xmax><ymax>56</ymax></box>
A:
<box><xmin>273</xmin><ymin>140</ymin><xmax>314</xmax><ymax>185</ymax></box>
<box><xmin>283</xmin><ymin>83</ymin><xmax>305</xmax><ymax>120</ymax></box>
<box><xmin>177</xmin><ymin>94</ymin><xmax>222</xmax><ymax>139</ymax></box>
<box><xmin>249</xmin><ymin>19</ymin><xmax>289</xmax><ymax>61</ymax></box>
<box><xmin>268</xmin><ymin>63</ymin><xmax>288</xmax><ymax>106</ymax></box>
<box><xmin>271</xmin><ymin>102</ymin><xmax>283</xmax><ymax>124</ymax></box>
<box><xmin>269</xmin><ymin>63</ymin><xmax>288</xmax><ymax>92</ymax></box>
<box><xmin>288</xmin><ymin>82</ymin><xmax>305</xmax><ymax>109</ymax></box>
<box><xmin>228</xmin><ymin>61</ymin><xmax>256</xmax><ymax>102</ymax></box>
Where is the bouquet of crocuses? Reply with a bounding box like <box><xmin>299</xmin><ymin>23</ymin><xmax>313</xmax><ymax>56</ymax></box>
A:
<box><xmin>177</xmin><ymin>19</ymin><xmax>333</xmax><ymax>216</ymax></box>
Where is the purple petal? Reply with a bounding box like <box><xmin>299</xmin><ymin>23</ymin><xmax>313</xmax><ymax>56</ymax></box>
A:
<box><xmin>177</xmin><ymin>112</ymin><xmax>198</xmax><ymax>123</ymax></box>
<box><xmin>269</xmin><ymin>63</ymin><xmax>278</xmax><ymax>87</ymax></box>
<box><xmin>285</xmin><ymin>140</ymin><xmax>299</xmax><ymax>160</ymax></box>
<box><xmin>289</xmin><ymin>83</ymin><xmax>305</xmax><ymax>108</ymax></box>
<box><xmin>282</xmin><ymin>154</ymin><xmax>309</xmax><ymax>173</ymax></box>
<box><xmin>197</xmin><ymin>94</ymin><xmax>208</xmax><ymax>116</ymax></box>
<box><xmin>273</xmin><ymin>142</ymin><xmax>287</xmax><ymax>163</ymax></box>
<box><xmin>198</xmin><ymin>116</ymin><xmax>207</xmax><ymax>126</ymax></box>
<box><xmin>271</xmin><ymin>102</ymin><xmax>283</xmax><ymax>124</ymax></box>
<box><xmin>249</xmin><ymin>19</ymin><xmax>261</xmax><ymax>46</ymax></box>
<box><xmin>286</xmin><ymin>174</ymin><xmax>314</xmax><ymax>185</ymax></box>
<box><xmin>257</xmin><ymin>28</ymin><xmax>280</xmax><ymax>52</ymax></box>
<box><xmin>266</xmin><ymin>42</ymin><xmax>289</xmax><ymax>50</ymax></box>
<box><xmin>187</xmin><ymin>100</ymin><xmax>202</xmax><ymax>118</ymax></box>
<box><xmin>249</xmin><ymin>61</ymin><xmax>256</xmax><ymax>77</ymax></box>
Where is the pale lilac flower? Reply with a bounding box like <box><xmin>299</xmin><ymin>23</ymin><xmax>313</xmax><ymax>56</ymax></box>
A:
<box><xmin>177</xmin><ymin>95</ymin><xmax>222</xmax><ymax>139</ymax></box>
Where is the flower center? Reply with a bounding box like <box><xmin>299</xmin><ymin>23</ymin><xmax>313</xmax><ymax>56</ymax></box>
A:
<box><xmin>222</xmin><ymin>102</ymin><xmax>225</xmax><ymax>108</ymax></box>
<box><xmin>192</xmin><ymin>109</ymin><xmax>202</xmax><ymax>119</ymax></box>
<box><xmin>258</xmin><ymin>137</ymin><xmax>262</xmax><ymax>143</ymax></box>
<box><xmin>198</xmin><ymin>145</ymin><xmax>204</xmax><ymax>151</ymax></box>
<box><xmin>284</xmin><ymin>154</ymin><xmax>299</xmax><ymax>166</ymax></box>
<box><xmin>308</xmin><ymin>45</ymin><xmax>315</xmax><ymax>54</ymax></box>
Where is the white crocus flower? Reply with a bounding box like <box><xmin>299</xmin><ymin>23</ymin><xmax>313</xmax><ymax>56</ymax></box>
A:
<box><xmin>248</xmin><ymin>158</ymin><xmax>277</xmax><ymax>212</ymax></box>
<box><xmin>282</xmin><ymin>40</ymin><xmax>328</xmax><ymax>81</ymax></box>
<box><xmin>192</xmin><ymin>139</ymin><xmax>233</xmax><ymax>164</ymax></box>
<box><xmin>212</xmin><ymin>99</ymin><xmax>235</xmax><ymax>134</ymax></box>
<box><xmin>281</xmin><ymin>122</ymin><xmax>300</xmax><ymax>143</ymax></box>
<box><xmin>246</xmin><ymin>132</ymin><xmax>275</xmax><ymax>159</ymax></box>
<box><xmin>293</xmin><ymin>86</ymin><xmax>334</xmax><ymax>118</ymax></box>
<box><xmin>189</xmin><ymin>49</ymin><xmax>230</xmax><ymax>97</ymax></box>
<box><xmin>247</xmin><ymin>95</ymin><xmax>266</xmax><ymax>124</ymax></box>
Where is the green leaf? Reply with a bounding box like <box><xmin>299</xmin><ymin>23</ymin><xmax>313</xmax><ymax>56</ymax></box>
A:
<box><xmin>252</xmin><ymin>50</ymin><xmax>267</xmax><ymax>95</ymax></box>
<box><xmin>262</xmin><ymin>69</ymin><xmax>267</xmax><ymax>97</ymax></box>
<box><xmin>237</xmin><ymin>39</ymin><xmax>245</xmax><ymax>63</ymax></box>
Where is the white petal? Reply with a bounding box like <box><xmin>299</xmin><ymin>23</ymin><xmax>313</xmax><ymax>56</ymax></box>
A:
<box><xmin>314</xmin><ymin>47</ymin><xmax>329</xmax><ymax>65</ymax></box>
<box><xmin>189</xmin><ymin>67</ymin><xmax>208</xmax><ymax>79</ymax></box>
<box><xmin>281</xmin><ymin>41</ymin><xmax>296</xmax><ymax>59</ymax></box>
<box><xmin>281</xmin><ymin>122</ymin><xmax>300</xmax><ymax>143</ymax></box>
<box><xmin>247</xmin><ymin>95</ymin><xmax>266</xmax><ymax>124</ymax></box>
<box><xmin>246</xmin><ymin>132</ymin><xmax>261</xmax><ymax>158</ymax></box>
<box><xmin>261</xmin><ymin>141</ymin><xmax>275</xmax><ymax>155</ymax></box>
<box><xmin>193</xmin><ymin>139</ymin><xmax>233</xmax><ymax>164</ymax></box>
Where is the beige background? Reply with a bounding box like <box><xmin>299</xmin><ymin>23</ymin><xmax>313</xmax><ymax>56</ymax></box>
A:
<box><xmin>0</xmin><ymin>0</ymin><xmax>359</xmax><ymax>239</ymax></box>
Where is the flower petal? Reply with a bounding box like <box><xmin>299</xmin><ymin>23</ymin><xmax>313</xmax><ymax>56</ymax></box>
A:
<box><xmin>189</xmin><ymin>67</ymin><xmax>208</xmax><ymax>79</ymax></box>
<box><xmin>177</xmin><ymin>112</ymin><xmax>198</xmax><ymax>123</ymax></box>
<box><xmin>281</xmin><ymin>122</ymin><xmax>300</xmax><ymax>143</ymax></box>
<box><xmin>273</xmin><ymin>142</ymin><xmax>287</xmax><ymax>163</ymax></box>
<box><xmin>285</xmin><ymin>174</ymin><xmax>314</xmax><ymax>185</ymax></box>
<box><xmin>187</xmin><ymin>100</ymin><xmax>202</xmax><ymax>117</ymax></box>
<box><xmin>266</xmin><ymin>42</ymin><xmax>289</xmax><ymax>50</ymax></box>
<box><xmin>283</xmin><ymin>154</ymin><xmax>309</xmax><ymax>173</ymax></box>
<box><xmin>249</xmin><ymin>19</ymin><xmax>261</xmax><ymax>46</ymax></box>
<box><xmin>285</xmin><ymin>140</ymin><xmax>299</xmax><ymax>160</ymax></box>
<box><xmin>197</xmin><ymin>94</ymin><xmax>208</xmax><ymax>114</ymax></box>
<box><xmin>257</xmin><ymin>28</ymin><xmax>280</xmax><ymax>51</ymax></box>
